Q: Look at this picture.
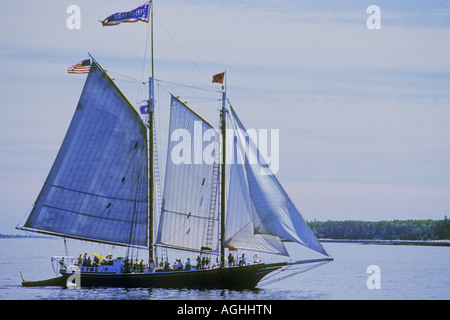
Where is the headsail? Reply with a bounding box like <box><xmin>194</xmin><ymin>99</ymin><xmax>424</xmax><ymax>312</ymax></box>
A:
<box><xmin>226</xmin><ymin>107</ymin><xmax>329</xmax><ymax>257</ymax></box>
<box><xmin>225</xmin><ymin>122</ymin><xmax>289</xmax><ymax>256</ymax></box>
<box><xmin>21</xmin><ymin>61</ymin><xmax>149</xmax><ymax>247</ymax></box>
<box><xmin>156</xmin><ymin>96</ymin><xmax>220</xmax><ymax>253</ymax></box>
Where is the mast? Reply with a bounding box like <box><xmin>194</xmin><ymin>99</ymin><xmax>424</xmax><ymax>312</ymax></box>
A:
<box><xmin>148</xmin><ymin>2</ymin><xmax>155</xmax><ymax>262</ymax></box>
<box><xmin>220</xmin><ymin>76</ymin><xmax>227</xmax><ymax>267</ymax></box>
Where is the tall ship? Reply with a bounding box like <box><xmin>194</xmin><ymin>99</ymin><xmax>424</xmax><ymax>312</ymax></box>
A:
<box><xmin>17</xmin><ymin>1</ymin><xmax>332</xmax><ymax>289</ymax></box>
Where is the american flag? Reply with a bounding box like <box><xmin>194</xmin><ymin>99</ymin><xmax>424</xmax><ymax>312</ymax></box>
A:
<box><xmin>67</xmin><ymin>59</ymin><xmax>91</xmax><ymax>74</ymax></box>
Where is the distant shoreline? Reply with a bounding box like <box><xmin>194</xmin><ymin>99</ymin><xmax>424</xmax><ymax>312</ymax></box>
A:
<box><xmin>320</xmin><ymin>238</ymin><xmax>450</xmax><ymax>246</ymax></box>
<box><xmin>0</xmin><ymin>234</ymin><xmax>46</xmax><ymax>239</ymax></box>
<box><xmin>2</xmin><ymin>234</ymin><xmax>448</xmax><ymax>246</ymax></box>
<box><xmin>310</xmin><ymin>219</ymin><xmax>450</xmax><ymax>245</ymax></box>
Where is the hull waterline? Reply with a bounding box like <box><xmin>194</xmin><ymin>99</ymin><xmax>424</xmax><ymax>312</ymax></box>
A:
<box><xmin>60</xmin><ymin>263</ymin><xmax>280</xmax><ymax>289</ymax></box>
<box><xmin>21</xmin><ymin>263</ymin><xmax>280</xmax><ymax>289</ymax></box>
<box><xmin>21</xmin><ymin>257</ymin><xmax>332</xmax><ymax>289</ymax></box>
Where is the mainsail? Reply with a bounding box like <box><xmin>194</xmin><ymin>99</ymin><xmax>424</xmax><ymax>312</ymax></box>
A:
<box><xmin>156</xmin><ymin>96</ymin><xmax>220</xmax><ymax>253</ymax></box>
<box><xmin>225</xmin><ymin>107</ymin><xmax>329</xmax><ymax>257</ymax></box>
<box><xmin>21</xmin><ymin>61</ymin><xmax>149</xmax><ymax>247</ymax></box>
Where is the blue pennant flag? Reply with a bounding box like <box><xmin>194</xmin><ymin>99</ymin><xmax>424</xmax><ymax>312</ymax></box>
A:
<box><xmin>100</xmin><ymin>1</ymin><xmax>151</xmax><ymax>27</ymax></box>
<box><xmin>140</xmin><ymin>105</ymin><xmax>148</xmax><ymax>114</ymax></box>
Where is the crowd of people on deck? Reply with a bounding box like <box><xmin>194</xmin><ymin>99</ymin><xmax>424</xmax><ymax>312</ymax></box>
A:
<box><xmin>74</xmin><ymin>251</ymin><xmax>262</xmax><ymax>273</ymax></box>
<box><xmin>76</xmin><ymin>253</ymin><xmax>115</xmax><ymax>267</ymax></box>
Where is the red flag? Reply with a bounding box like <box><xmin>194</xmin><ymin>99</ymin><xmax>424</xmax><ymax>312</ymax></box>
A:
<box><xmin>212</xmin><ymin>72</ymin><xmax>225</xmax><ymax>84</ymax></box>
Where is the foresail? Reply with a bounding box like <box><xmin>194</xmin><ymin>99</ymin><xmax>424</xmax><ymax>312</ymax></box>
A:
<box><xmin>156</xmin><ymin>96</ymin><xmax>220</xmax><ymax>253</ymax></box>
<box><xmin>225</xmin><ymin>128</ymin><xmax>289</xmax><ymax>256</ymax></box>
<box><xmin>228</xmin><ymin>107</ymin><xmax>329</xmax><ymax>256</ymax></box>
<box><xmin>22</xmin><ymin>61</ymin><xmax>148</xmax><ymax>247</ymax></box>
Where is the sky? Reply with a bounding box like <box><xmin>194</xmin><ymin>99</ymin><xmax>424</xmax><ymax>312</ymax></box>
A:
<box><xmin>1</xmin><ymin>0</ymin><xmax>450</xmax><ymax>234</ymax></box>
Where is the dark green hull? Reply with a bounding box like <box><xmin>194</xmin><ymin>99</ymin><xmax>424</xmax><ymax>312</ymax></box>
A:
<box><xmin>58</xmin><ymin>263</ymin><xmax>281</xmax><ymax>289</ymax></box>
<box><xmin>22</xmin><ymin>264</ymin><xmax>281</xmax><ymax>289</ymax></box>
<box><xmin>22</xmin><ymin>258</ymin><xmax>332</xmax><ymax>289</ymax></box>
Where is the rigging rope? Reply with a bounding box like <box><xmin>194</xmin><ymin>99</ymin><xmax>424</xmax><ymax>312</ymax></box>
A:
<box><xmin>155</xmin><ymin>78</ymin><xmax>222</xmax><ymax>93</ymax></box>
<box><xmin>258</xmin><ymin>261</ymin><xmax>329</xmax><ymax>287</ymax></box>
<box><xmin>154</xmin><ymin>13</ymin><xmax>221</xmax><ymax>91</ymax></box>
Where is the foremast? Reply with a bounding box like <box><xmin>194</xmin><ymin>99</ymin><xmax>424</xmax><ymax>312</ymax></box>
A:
<box><xmin>147</xmin><ymin>2</ymin><xmax>155</xmax><ymax>262</ymax></box>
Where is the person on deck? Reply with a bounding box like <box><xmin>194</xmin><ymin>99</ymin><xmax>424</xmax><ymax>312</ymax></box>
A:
<box><xmin>185</xmin><ymin>258</ymin><xmax>191</xmax><ymax>270</ymax></box>
<box><xmin>228</xmin><ymin>253</ymin><xmax>235</xmax><ymax>266</ymax></box>
<box><xmin>149</xmin><ymin>259</ymin><xmax>155</xmax><ymax>272</ymax></box>
<box><xmin>239</xmin><ymin>253</ymin><xmax>247</xmax><ymax>266</ymax></box>
<box><xmin>93</xmin><ymin>255</ymin><xmax>100</xmax><ymax>266</ymax></box>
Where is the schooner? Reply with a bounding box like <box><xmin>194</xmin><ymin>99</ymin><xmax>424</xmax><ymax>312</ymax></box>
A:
<box><xmin>18</xmin><ymin>1</ymin><xmax>332</xmax><ymax>289</ymax></box>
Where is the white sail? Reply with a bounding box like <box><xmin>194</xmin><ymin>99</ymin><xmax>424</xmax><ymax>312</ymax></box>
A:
<box><xmin>156</xmin><ymin>96</ymin><xmax>220</xmax><ymax>253</ymax></box>
<box><xmin>22</xmin><ymin>61</ymin><xmax>148</xmax><ymax>247</ymax></box>
<box><xmin>225</xmin><ymin>130</ymin><xmax>289</xmax><ymax>255</ymax></box>
<box><xmin>227</xmin><ymin>107</ymin><xmax>329</xmax><ymax>256</ymax></box>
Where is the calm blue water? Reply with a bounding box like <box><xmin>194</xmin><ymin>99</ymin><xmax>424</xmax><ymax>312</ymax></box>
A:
<box><xmin>0</xmin><ymin>237</ymin><xmax>448</xmax><ymax>300</ymax></box>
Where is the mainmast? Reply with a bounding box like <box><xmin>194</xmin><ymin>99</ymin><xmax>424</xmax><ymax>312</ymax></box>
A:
<box><xmin>220</xmin><ymin>78</ymin><xmax>227</xmax><ymax>267</ymax></box>
<box><xmin>148</xmin><ymin>2</ymin><xmax>155</xmax><ymax>262</ymax></box>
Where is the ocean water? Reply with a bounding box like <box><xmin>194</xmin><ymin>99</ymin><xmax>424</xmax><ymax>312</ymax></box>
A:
<box><xmin>0</xmin><ymin>237</ymin><xmax>448</xmax><ymax>300</ymax></box>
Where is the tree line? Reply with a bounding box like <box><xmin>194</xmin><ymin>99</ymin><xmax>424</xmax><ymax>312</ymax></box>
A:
<box><xmin>309</xmin><ymin>219</ymin><xmax>450</xmax><ymax>240</ymax></box>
